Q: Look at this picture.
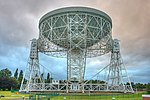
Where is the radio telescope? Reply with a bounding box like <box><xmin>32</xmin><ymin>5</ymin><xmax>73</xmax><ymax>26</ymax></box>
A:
<box><xmin>20</xmin><ymin>7</ymin><xmax>133</xmax><ymax>93</ymax></box>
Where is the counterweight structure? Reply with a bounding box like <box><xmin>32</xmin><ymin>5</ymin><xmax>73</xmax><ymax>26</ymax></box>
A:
<box><xmin>20</xmin><ymin>7</ymin><xmax>133</xmax><ymax>93</ymax></box>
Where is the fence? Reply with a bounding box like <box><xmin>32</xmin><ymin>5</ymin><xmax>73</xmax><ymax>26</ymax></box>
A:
<box><xmin>28</xmin><ymin>92</ymin><xmax>143</xmax><ymax>100</ymax></box>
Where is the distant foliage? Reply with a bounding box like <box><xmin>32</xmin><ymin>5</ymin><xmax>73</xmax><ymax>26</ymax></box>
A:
<box><xmin>135</xmin><ymin>83</ymin><xmax>147</xmax><ymax>91</ymax></box>
<box><xmin>0</xmin><ymin>77</ymin><xmax>18</xmax><ymax>90</ymax></box>
<box><xmin>0</xmin><ymin>68</ymin><xmax>18</xmax><ymax>90</ymax></box>
<box><xmin>128</xmin><ymin>82</ymin><xmax>147</xmax><ymax>91</ymax></box>
<box><xmin>18</xmin><ymin>70</ymin><xmax>23</xmax><ymax>85</ymax></box>
<box><xmin>146</xmin><ymin>83</ymin><xmax>150</xmax><ymax>93</ymax></box>
<box><xmin>14</xmin><ymin>68</ymin><xmax>18</xmax><ymax>79</ymax></box>
<box><xmin>0</xmin><ymin>68</ymin><xmax>12</xmax><ymax>78</ymax></box>
<box><xmin>46</xmin><ymin>73</ymin><xmax>51</xmax><ymax>83</ymax></box>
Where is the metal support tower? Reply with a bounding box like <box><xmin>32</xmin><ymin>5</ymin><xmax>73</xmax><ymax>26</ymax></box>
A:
<box><xmin>67</xmin><ymin>50</ymin><xmax>86</xmax><ymax>92</ymax></box>
<box><xmin>107</xmin><ymin>39</ymin><xmax>133</xmax><ymax>92</ymax></box>
<box><xmin>20</xmin><ymin>39</ymin><xmax>43</xmax><ymax>92</ymax></box>
<box><xmin>66</xmin><ymin>14</ymin><xmax>87</xmax><ymax>91</ymax></box>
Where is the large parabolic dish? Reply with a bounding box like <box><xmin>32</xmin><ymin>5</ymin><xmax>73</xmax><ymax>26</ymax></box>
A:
<box><xmin>38</xmin><ymin>7</ymin><xmax>112</xmax><ymax>58</ymax></box>
<box><xmin>38</xmin><ymin>7</ymin><xmax>112</xmax><ymax>82</ymax></box>
<box><xmin>20</xmin><ymin>7</ymin><xmax>134</xmax><ymax>93</ymax></box>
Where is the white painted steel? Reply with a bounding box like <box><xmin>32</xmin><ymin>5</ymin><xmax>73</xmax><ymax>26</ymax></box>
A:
<box><xmin>20</xmin><ymin>7</ymin><xmax>133</xmax><ymax>93</ymax></box>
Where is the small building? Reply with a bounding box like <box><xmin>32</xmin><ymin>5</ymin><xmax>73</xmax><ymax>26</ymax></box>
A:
<box><xmin>142</xmin><ymin>95</ymin><xmax>150</xmax><ymax>100</ymax></box>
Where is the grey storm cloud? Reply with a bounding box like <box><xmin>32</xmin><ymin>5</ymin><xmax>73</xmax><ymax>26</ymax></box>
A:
<box><xmin>110</xmin><ymin>0</ymin><xmax>150</xmax><ymax>61</ymax></box>
<box><xmin>0</xmin><ymin>0</ymin><xmax>150</xmax><ymax>83</ymax></box>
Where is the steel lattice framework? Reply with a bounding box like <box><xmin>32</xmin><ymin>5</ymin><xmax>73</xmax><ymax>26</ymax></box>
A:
<box><xmin>20</xmin><ymin>7</ymin><xmax>133</xmax><ymax>93</ymax></box>
<box><xmin>38</xmin><ymin>7</ymin><xmax>112</xmax><ymax>58</ymax></box>
<box><xmin>38</xmin><ymin>7</ymin><xmax>112</xmax><ymax>82</ymax></box>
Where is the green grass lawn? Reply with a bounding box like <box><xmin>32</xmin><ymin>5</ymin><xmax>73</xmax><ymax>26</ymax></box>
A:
<box><xmin>53</xmin><ymin>94</ymin><xmax>142</xmax><ymax>100</ymax></box>
<box><xmin>0</xmin><ymin>91</ymin><xmax>145</xmax><ymax>100</ymax></box>
<box><xmin>29</xmin><ymin>92</ymin><xmax>144</xmax><ymax>100</ymax></box>
<box><xmin>0</xmin><ymin>91</ymin><xmax>29</xmax><ymax>100</ymax></box>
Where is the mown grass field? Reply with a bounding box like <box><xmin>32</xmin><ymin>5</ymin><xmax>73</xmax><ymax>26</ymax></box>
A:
<box><xmin>0</xmin><ymin>91</ymin><xmax>29</xmax><ymax>100</ymax></box>
<box><xmin>32</xmin><ymin>93</ymin><xmax>143</xmax><ymax>100</ymax></box>
<box><xmin>0</xmin><ymin>91</ymin><xmax>145</xmax><ymax>100</ymax></box>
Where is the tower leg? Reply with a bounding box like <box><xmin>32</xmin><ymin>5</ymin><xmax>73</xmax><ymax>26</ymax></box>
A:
<box><xmin>20</xmin><ymin>39</ymin><xmax>43</xmax><ymax>92</ymax></box>
<box><xmin>107</xmin><ymin>39</ymin><xmax>134</xmax><ymax>92</ymax></box>
<box><xmin>67</xmin><ymin>49</ymin><xmax>86</xmax><ymax>92</ymax></box>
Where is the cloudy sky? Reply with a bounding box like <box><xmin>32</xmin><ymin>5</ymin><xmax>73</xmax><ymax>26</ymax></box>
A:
<box><xmin>0</xmin><ymin>0</ymin><xmax>150</xmax><ymax>83</ymax></box>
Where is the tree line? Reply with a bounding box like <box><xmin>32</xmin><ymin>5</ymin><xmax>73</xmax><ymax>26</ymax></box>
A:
<box><xmin>0</xmin><ymin>68</ymin><xmax>23</xmax><ymax>90</ymax></box>
<box><xmin>0</xmin><ymin>68</ymin><xmax>150</xmax><ymax>93</ymax></box>
<box><xmin>0</xmin><ymin>68</ymin><xmax>53</xmax><ymax>91</ymax></box>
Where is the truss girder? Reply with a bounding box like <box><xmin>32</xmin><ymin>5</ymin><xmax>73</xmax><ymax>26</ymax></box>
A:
<box><xmin>20</xmin><ymin>83</ymin><xmax>133</xmax><ymax>93</ymax></box>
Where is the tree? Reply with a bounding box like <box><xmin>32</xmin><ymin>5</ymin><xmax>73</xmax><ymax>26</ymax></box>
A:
<box><xmin>14</xmin><ymin>68</ymin><xmax>18</xmax><ymax>79</ymax></box>
<box><xmin>134</xmin><ymin>83</ymin><xmax>146</xmax><ymax>91</ymax></box>
<box><xmin>18</xmin><ymin>70</ymin><xmax>23</xmax><ymax>85</ymax></box>
<box><xmin>0</xmin><ymin>68</ymin><xmax>19</xmax><ymax>90</ymax></box>
<box><xmin>146</xmin><ymin>83</ymin><xmax>150</xmax><ymax>93</ymax></box>
<box><xmin>126</xmin><ymin>82</ymin><xmax>135</xmax><ymax>89</ymax></box>
<box><xmin>0</xmin><ymin>68</ymin><xmax>12</xmax><ymax>78</ymax></box>
<box><xmin>0</xmin><ymin>77</ymin><xmax>18</xmax><ymax>90</ymax></box>
<box><xmin>131</xmin><ymin>82</ymin><xmax>135</xmax><ymax>89</ymax></box>
<box><xmin>40</xmin><ymin>73</ymin><xmax>44</xmax><ymax>80</ymax></box>
<box><xmin>46</xmin><ymin>73</ymin><xmax>50</xmax><ymax>83</ymax></box>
